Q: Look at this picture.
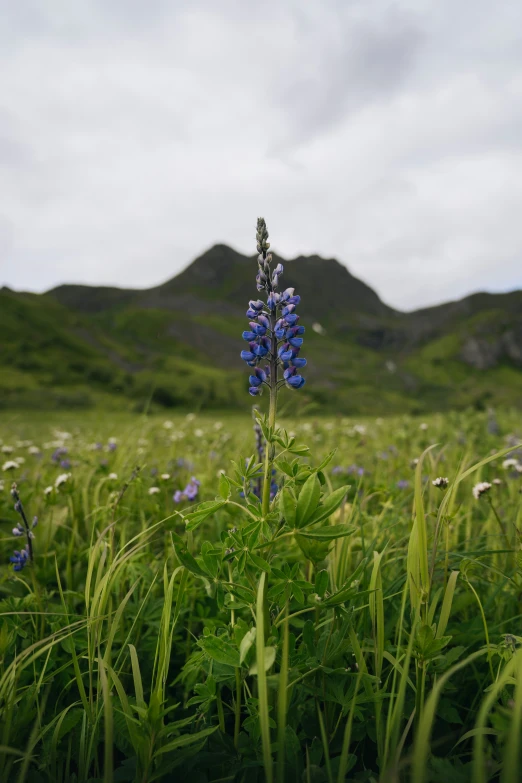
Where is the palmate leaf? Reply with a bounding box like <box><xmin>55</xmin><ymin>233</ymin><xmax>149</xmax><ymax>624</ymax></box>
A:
<box><xmin>302</xmin><ymin>485</ymin><xmax>350</xmax><ymax>527</ymax></box>
<box><xmin>184</xmin><ymin>499</ymin><xmax>228</xmax><ymax>532</ymax></box>
<box><xmin>198</xmin><ymin>635</ymin><xmax>240</xmax><ymax>668</ymax></box>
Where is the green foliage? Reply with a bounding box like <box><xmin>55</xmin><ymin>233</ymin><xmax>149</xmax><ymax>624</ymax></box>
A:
<box><xmin>0</xmin><ymin>408</ymin><xmax>521</xmax><ymax>781</ymax></box>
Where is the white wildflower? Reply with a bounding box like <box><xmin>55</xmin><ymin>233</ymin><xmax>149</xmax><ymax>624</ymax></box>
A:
<box><xmin>53</xmin><ymin>430</ymin><xmax>72</xmax><ymax>440</ymax></box>
<box><xmin>44</xmin><ymin>440</ymin><xmax>66</xmax><ymax>449</ymax></box>
<box><xmin>15</xmin><ymin>457</ymin><xmax>25</xmax><ymax>465</ymax></box>
<box><xmin>312</xmin><ymin>322</ymin><xmax>326</xmax><ymax>335</ymax></box>
<box><xmin>2</xmin><ymin>460</ymin><xmax>18</xmax><ymax>471</ymax></box>
<box><xmin>472</xmin><ymin>481</ymin><xmax>492</xmax><ymax>500</ymax></box>
<box><xmin>160</xmin><ymin>473</ymin><xmax>171</xmax><ymax>480</ymax></box>
<box><xmin>108</xmin><ymin>473</ymin><xmax>118</xmax><ymax>480</ymax></box>
<box><xmin>1</xmin><ymin>445</ymin><xmax>13</xmax><ymax>454</ymax></box>
<box><xmin>44</xmin><ymin>486</ymin><xmax>53</xmax><ymax>496</ymax></box>
<box><xmin>213</xmin><ymin>421</ymin><xmax>223</xmax><ymax>430</ymax></box>
<box><xmin>493</xmin><ymin>478</ymin><xmax>503</xmax><ymax>485</ymax></box>
<box><xmin>432</xmin><ymin>477</ymin><xmax>449</xmax><ymax>489</ymax></box>
<box><xmin>186</xmin><ymin>413</ymin><xmax>196</xmax><ymax>422</ymax></box>
<box><xmin>148</xmin><ymin>486</ymin><xmax>160</xmax><ymax>495</ymax></box>
<box><xmin>55</xmin><ymin>473</ymin><xmax>72</xmax><ymax>489</ymax></box>
<box><xmin>420</xmin><ymin>423</ymin><xmax>428</xmax><ymax>431</ymax></box>
<box><xmin>163</xmin><ymin>420</ymin><xmax>173</xmax><ymax>429</ymax></box>
<box><xmin>194</xmin><ymin>429</ymin><xmax>204</xmax><ymax>438</ymax></box>
<box><xmin>28</xmin><ymin>445</ymin><xmax>41</xmax><ymax>455</ymax></box>
<box><xmin>503</xmin><ymin>458</ymin><xmax>519</xmax><ymax>470</ymax></box>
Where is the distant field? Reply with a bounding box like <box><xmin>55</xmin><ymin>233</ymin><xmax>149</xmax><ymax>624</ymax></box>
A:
<box><xmin>0</xmin><ymin>408</ymin><xmax>521</xmax><ymax>781</ymax></box>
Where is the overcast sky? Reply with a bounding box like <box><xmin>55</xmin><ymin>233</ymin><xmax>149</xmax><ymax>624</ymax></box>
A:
<box><xmin>1</xmin><ymin>0</ymin><xmax>521</xmax><ymax>311</ymax></box>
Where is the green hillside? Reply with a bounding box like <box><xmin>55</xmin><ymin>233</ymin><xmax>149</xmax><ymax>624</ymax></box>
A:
<box><xmin>1</xmin><ymin>245</ymin><xmax>521</xmax><ymax>413</ymax></box>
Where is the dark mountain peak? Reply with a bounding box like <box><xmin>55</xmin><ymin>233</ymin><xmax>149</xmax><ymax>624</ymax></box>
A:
<box><xmin>155</xmin><ymin>243</ymin><xmax>250</xmax><ymax>291</ymax></box>
<box><xmin>150</xmin><ymin>243</ymin><xmax>394</xmax><ymax>322</ymax></box>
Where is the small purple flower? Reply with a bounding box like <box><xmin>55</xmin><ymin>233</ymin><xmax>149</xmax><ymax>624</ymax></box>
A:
<box><xmin>173</xmin><ymin>476</ymin><xmax>200</xmax><ymax>503</ymax></box>
<box><xmin>51</xmin><ymin>447</ymin><xmax>67</xmax><ymax>463</ymax></box>
<box><xmin>396</xmin><ymin>480</ymin><xmax>410</xmax><ymax>490</ymax></box>
<box><xmin>60</xmin><ymin>459</ymin><xmax>71</xmax><ymax>470</ymax></box>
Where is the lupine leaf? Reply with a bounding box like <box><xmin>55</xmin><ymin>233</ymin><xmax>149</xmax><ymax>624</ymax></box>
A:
<box><xmin>279</xmin><ymin>487</ymin><xmax>297</xmax><ymax>526</ymax></box>
<box><xmin>296</xmin><ymin>524</ymin><xmax>356</xmax><ymax>541</ymax></box>
<box><xmin>153</xmin><ymin>725</ymin><xmax>218</xmax><ymax>757</ymax></box>
<box><xmin>185</xmin><ymin>500</ymin><xmax>227</xmax><ymax>531</ymax></box>
<box><xmin>173</xmin><ymin>543</ymin><xmax>210</xmax><ymax>579</ymax></box>
<box><xmin>300</xmin><ymin>485</ymin><xmax>350</xmax><ymax>527</ymax></box>
<box><xmin>198</xmin><ymin>635</ymin><xmax>240</xmax><ymax>668</ymax></box>
<box><xmin>296</xmin><ymin>474</ymin><xmax>321</xmax><ymax>527</ymax></box>
<box><xmin>218</xmin><ymin>473</ymin><xmax>231</xmax><ymax>500</ymax></box>
<box><xmin>249</xmin><ymin>645</ymin><xmax>276</xmax><ymax>674</ymax></box>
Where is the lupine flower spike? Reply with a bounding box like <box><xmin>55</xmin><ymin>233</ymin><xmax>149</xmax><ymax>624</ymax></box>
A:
<box><xmin>9</xmin><ymin>483</ymin><xmax>35</xmax><ymax>571</ymax></box>
<box><xmin>241</xmin><ymin>217</ymin><xmax>306</xmax><ymax>395</ymax></box>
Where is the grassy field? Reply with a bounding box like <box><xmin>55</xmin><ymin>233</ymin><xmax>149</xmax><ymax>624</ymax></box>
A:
<box><xmin>0</xmin><ymin>407</ymin><xmax>521</xmax><ymax>782</ymax></box>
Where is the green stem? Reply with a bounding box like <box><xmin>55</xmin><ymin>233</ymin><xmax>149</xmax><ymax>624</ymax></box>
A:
<box><xmin>216</xmin><ymin>688</ymin><xmax>225</xmax><ymax>733</ymax></box>
<box><xmin>414</xmin><ymin>661</ymin><xmax>426</xmax><ymax>732</ymax></box>
<box><xmin>234</xmin><ymin>667</ymin><xmax>242</xmax><ymax>749</ymax></box>
<box><xmin>256</xmin><ymin>572</ymin><xmax>273</xmax><ymax>783</ymax></box>
<box><xmin>261</xmin><ymin>330</ymin><xmax>278</xmax><ymax>518</ymax></box>
<box><xmin>276</xmin><ymin>602</ymin><xmax>289</xmax><ymax>783</ymax></box>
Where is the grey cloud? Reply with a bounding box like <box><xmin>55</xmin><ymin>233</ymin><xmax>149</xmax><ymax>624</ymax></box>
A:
<box><xmin>0</xmin><ymin>0</ymin><xmax>521</xmax><ymax>309</ymax></box>
<box><xmin>270</xmin><ymin>7</ymin><xmax>422</xmax><ymax>151</ymax></box>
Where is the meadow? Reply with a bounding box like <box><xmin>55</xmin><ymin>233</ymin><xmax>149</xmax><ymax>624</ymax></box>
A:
<box><xmin>1</xmin><ymin>406</ymin><xmax>521</xmax><ymax>783</ymax></box>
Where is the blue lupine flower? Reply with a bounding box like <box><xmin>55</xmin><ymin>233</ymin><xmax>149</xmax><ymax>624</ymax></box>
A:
<box><xmin>9</xmin><ymin>483</ymin><xmax>34</xmax><ymax>569</ymax></box>
<box><xmin>10</xmin><ymin>549</ymin><xmax>29</xmax><ymax>572</ymax></box>
<box><xmin>240</xmin><ymin>218</ymin><xmax>306</xmax><ymax>394</ymax></box>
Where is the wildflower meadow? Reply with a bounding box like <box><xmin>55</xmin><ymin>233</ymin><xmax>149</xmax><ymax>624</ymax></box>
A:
<box><xmin>1</xmin><ymin>220</ymin><xmax>522</xmax><ymax>783</ymax></box>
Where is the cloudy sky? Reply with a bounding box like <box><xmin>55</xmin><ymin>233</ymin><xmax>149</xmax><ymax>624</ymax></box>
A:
<box><xmin>1</xmin><ymin>0</ymin><xmax>521</xmax><ymax>310</ymax></box>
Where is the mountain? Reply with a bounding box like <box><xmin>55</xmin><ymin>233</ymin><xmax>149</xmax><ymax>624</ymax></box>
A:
<box><xmin>1</xmin><ymin>244</ymin><xmax>521</xmax><ymax>414</ymax></box>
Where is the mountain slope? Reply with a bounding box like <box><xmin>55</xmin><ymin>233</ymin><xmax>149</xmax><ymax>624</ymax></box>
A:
<box><xmin>2</xmin><ymin>244</ymin><xmax>521</xmax><ymax>414</ymax></box>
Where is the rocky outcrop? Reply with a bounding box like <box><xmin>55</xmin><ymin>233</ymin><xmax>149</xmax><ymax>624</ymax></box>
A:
<box><xmin>461</xmin><ymin>327</ymin><xmax>522</xmax><ymax>369</ymax></box>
